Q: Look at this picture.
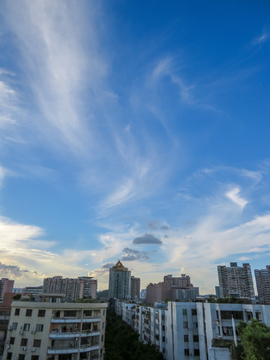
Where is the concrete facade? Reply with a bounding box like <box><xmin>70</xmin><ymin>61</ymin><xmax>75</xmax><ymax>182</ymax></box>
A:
<box><xmin>130</xmin><ymin>277</ymin><xmax>140</xmax><ymax>299</ymax></box>
<box><xmin>116</xmin><ymin>299</ymin><xmax>270</xmax><ymax>360</ymax></box>
<box><xmin>43</xmin><ymin>277</ymin><xmax>97</xmax><ymax>301</ymax></box>
<box><xmin>0</xmin><ymin>280</ymin><xmax>14</xmax><ymax>302</ymax></box>
<box><xmin>3</xmin><ymin>300</ymin><xmax>107</xmax><ymax>360</ymax></box>
<box><xmin>108</xmin><ymin>261</ymin><xmax>131</xmax><ymax>299</ymax></box>
<box><xmin>255</xmin><ymin>266</ymin><xmax>270</xmax><ymax>304</ymax></box>
<box><xmin>217</xmin><ymin>262</ymin><xmax>255</xmax><ymax>300</ymax></box>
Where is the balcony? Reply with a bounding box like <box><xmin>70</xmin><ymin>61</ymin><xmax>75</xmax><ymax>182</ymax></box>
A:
<box><xmin>51</xmin><ymin>317</ymin><xmax>100</xmax><ymax>324</ymax></box>
<box><xmin>82</xmin><ymin>317</ymin><xmax>100</xmax><ymax>323</ymax></box>
<box><xmin>51</xmin><ymin>317</ymin><xmax>81</xmax><ymax>324</ymax></box>
<box><xmin>80</xmin><ymin>344</ymin><xmax>99</xmax><ymax>353</ymax></box>
<box><xmin>49</xmin><ymin>331</ymin><xmax>100</xmax><ymax>339</ymax></box>
<box><xmin>47</xmin><ymin>344</ymin><xmax>99</xmax><ymax>355</ymax></box>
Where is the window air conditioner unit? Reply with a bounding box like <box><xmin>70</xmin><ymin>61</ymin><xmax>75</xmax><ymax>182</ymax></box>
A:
<box><xmin>23</xmin><ymin>347</ymin><xmax>27</xmax><ymax>351</ymax></box>
<box><xmin>6</xmin><ymin>345</ymin><xmax>10</xmax><ymax>349</ymax></box>
<box><xmin>19</xmin><ymin>331</ymin><xmax>24</xmax><ymax>335</ymax></box>
<box><xmin>8</xmin><ymin>326</ymin><xmax>11</xmax><ymax>331</ymax></box>
<box><xmin>31</xmin><ymin>348</ymin><xmax>36</xmax><ymax>352</ymax></box>
<box><xmin>31</xmin><ymin>330</ymin><xmax>36</xmax><ymax>334</ymax></box>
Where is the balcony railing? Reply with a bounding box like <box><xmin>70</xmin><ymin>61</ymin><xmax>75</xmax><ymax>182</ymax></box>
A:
<box><xmin>51</xmin><ymin>317</ymin><xmax>81</xmax><ymax>324</ymax></box>
<box><xmin>51</xmin><ymin>317</ymin><xmax>101</xmax><ymax>324</ymax></box>
<box><xmin>47</xmin><ymin>344</ymin><xmax>99</xmax><ymax>355</ymax></box>
<box><xmin>49</xmin><ymin>330</ymin><xmax>100</xmax><ymax>339</ymax></box>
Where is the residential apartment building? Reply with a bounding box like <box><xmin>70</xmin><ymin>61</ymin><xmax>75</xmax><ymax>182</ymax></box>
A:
<box><xmin>140</xmin><ymin>289</ymin><xmax>146</xmax><ymax>300</ymax></box>
<box><xmin>255</xmin><ymin>265</ymin><xmax>270</xmax><ymax>304</ymax></box>
<box><xmin>164</xmin><ymin>274</ymin><xmax>193</xmax><ymax>288</ymax></box>
<box><xmin>43</xmin><ymin>276</ymin><xmax>97</xmax><ymax>301</ymax></box>
<box><xmin>23</xmin><ymin>287</ymin><xmax>43</xmax><ymax>296</ymax></box>
<box><xmin>116</xmin><ymin>299</ymin><xmax>270</xmax><ymax>360</ymax></box>
<box><xmin>0</xmin><ymin>305</ymin><xmax>11</xmax><ymax>359</ymax></box>
<box><xmin>3</xmin><ymin>299</ymin><xmax>107</xmax><ymax>360</ymax></box>
<box><xmin>108</xmin><ymin>261</ymin><xmax>131</xmax><ymax>299</ymax></box>
<box><xmin>217</xmin><ymin>262</ymin><xmax>255</xmax><ymax>300</ymax></box>
<box><xmin>130</xmin><ymin>277</ymin><xmax>140</xmax><ymax>299</ymax></box>
<box><xmin>0</xmin><ymin>280</ymin><xmax>14</xmax><ymax>301</ymax></box>
<box><xmin>146</xmin><ymin>274</ymin><xmax>199</xmax><ymax>304</ymax></box>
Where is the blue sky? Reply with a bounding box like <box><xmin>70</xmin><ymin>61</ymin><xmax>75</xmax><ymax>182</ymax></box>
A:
<box><xmin>0</xmin><ymin>1</ymin><xmax>270</xmax><ymax>293</ymax></box>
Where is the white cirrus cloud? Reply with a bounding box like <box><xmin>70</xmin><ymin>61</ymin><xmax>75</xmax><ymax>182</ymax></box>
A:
<box><xmin>226</xmin><ymin>187</ymin><xmax>248</xmax><ymax>209</ymax></box>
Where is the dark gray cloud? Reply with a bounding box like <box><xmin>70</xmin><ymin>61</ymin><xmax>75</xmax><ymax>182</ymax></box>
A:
<box><xmin>133</xmin><ymin>233</ymin><xmax>163</xmax><ymax>245</ymax></box>
<box><xmin>160</xmin><ymin>225</ymin><xmax>170</xmax><ymax>230</ymax></box>
<box><xmin>148</xmin><ymin>221</ymin><xmax>171</xmax><ymax>231</ymax></box>
<box><xmin>121</xmin><ymin>255</ymin><xmax>137</xmax><ymax>261</ymax></box>
<box><xmin>164</xmin><ymin>235</ymin><xmax>169</xmax><ymax>238</ymax></box>
<box><xmin>102</xmin><ymin>263</ymin><xmax>115</xmax><ymax>269</ymax></box>
<box><xmin>0</xmin><ymin>262</ymin><xmax>29</xmax><ymax>278</ymax></box>
<box><xmin>122</xmin><ymin>247</ymin><xmax>149</xmax><ymax>261</ymax></box>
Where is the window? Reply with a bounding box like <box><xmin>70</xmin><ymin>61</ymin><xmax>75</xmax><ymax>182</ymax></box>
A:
<box><xmin>184</xmin><ymin>349</ymin><xmax>189</xmax><ymax>356</ymax></box>
<box><xmin>18</xmin><ymin>355</ymin><xmax>25</xmax><ymax>360</ymax></box>
<box><xmin>0</xmin><ymin>320</ymin><xmax>9</xmax><ymax>325</ymax></box>
<box><xmin>216</xmin><ymin>310</ymin><xmax>219</xmax><ymax>320</ymax></box>
<box><xmin>194</xmin><ymin>349</ymin><xmax>200</xmax><ymax>356</ymax></box>
<box><xmin>182</xmin><ymin>309</ymin><xmax>187</xmax><ymax>316</ymax></box>
<box><xmin>221</xmin><ymin>311</ymin><xmax>243</xmax><ymax>320</ymax></box>
<box><xmin>23</xmin><ymin>324</ymin><xmax>30</xmax><ymax>331</ymax></box>
<box><xmin>256</xmin><ymin>312</ymin><xmax>262</xmax><ymax>321</ymax></box>
<box><xmin>193</xmin><ymin>322</ymin><xmax>198</xmax><ymax>328</ymax></box>
<box><xmin>33</xmin><ymin>339</ymin><xmax>41</xmax><ymax>347</ymax></box>
<box><xmin>162</xmin><ymin>325</ymin><xmax>165</xmax><ymax>331</ymax></box>
<box><xmin>183</xmin><ymin>321</ymin><xmax>188</xmax><ymax>328</ymax></box>
<box><xmin>162</xmin><ymin>336</ymin><xmax>165</xmax><ymax>342</ymax></box>
<box><xmin>20</xmin><ymin>338</ymin><xmax>28</xmax><ymax>346</ymax></box>
<box><xmin>38</xmin><ymin>310</ymin><xmax>46</xmax><ymax>317</ymax></box>
<box><xmin>192</xmin><ymin>309</ymin><xmax>197</xmax><ymax>316</ymax></box>
<box><xmin>26</xmin><ymin>309</ymin><xmax>32</xmax><ymax>317</ymax></box>
<box><xmin>15</xmin><ymin>309</ymin><xmax>20</xmax><ymax>316</ymax></box>
<box><xmin>222</xmin><ymin>326</ymin><xmax>233</xmax><ymax>336</ymax></box>
<box><xmin>84</xmin><ymin>310</ymin><xmax>92</xmax><ymax>317</ymax></box>
<box><xmin>31</xmin><ymin>356</ymin><xmax>39</xmax><ymax>360</ymax></box>
<box><xmin>36</xmin><ymin>324</ymin><xmax>43</xmax><ymax>332</ymax></box>
<box><xmin>103</xmin><ymin>309</ymin><xmax>105</xmax><ymax>316</ymax></box>
<box><xmin>64</xmin><ymin>310</ymin><xmax>77</xmax><ymax>317</ymax></box>
<box><xmin>184</xmin><ymin>335</ymin><xmax>189</xmax><ymax>342</ymax></box>
<box><xmin>12</xmin><ymin>322</ymin><xmax>18</xmax><ymax>330</ymax></box>
<box><xmin>7</xmin><ymin>352</ymin><xmax>12</xmax><ymax>360</ymax></box>
<box><xmin>10</xmin><ymin>337</ymin><xmax>15</xmax><ymax>345</ymax></box>
<box><xmin>193</xmin><ymin>335</ymin><xmax>199</xmax><ymax>342</ymax></box>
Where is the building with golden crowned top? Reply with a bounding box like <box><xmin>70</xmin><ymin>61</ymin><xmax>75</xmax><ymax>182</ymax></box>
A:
<box><xmin>108</xmin><ymin>261</ymin><xmax>131</xmax><ymax>299</ymax></box>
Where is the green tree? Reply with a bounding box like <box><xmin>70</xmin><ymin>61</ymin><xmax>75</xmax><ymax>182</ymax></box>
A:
<box><xmin>105</xmin><ymin>309</ymin><xmax>164</xmax><ymax>360</ymax></box>
<box><xmin>237</xmin><ymin>319</ymin><xmax>270</xmax><ymax>360</ymax></box>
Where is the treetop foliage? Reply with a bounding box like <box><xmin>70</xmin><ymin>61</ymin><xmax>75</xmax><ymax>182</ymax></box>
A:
<box><xmin>105</xmin><ymin>309</ymin><xmax>164</xmax><ymax>360</ymax></box>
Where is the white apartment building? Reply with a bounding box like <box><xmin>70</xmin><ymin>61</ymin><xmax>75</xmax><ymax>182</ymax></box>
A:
<box><xmin>3</xmin><ymin>300</ymin><xmax>107</xmax><ymax>360</ymax></box>
<box><xmin>116</xmin><ymin>300</ymin><xmax>270</xmax><ymax>360</ymax></box>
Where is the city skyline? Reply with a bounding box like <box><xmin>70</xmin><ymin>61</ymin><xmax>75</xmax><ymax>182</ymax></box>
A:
<box><xmin>0</xmin><ymin>1</ymin><xmax>270</xmax><ymax>293</ymax></box>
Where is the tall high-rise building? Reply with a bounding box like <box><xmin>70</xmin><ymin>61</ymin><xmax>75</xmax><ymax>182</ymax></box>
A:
<box><xmin>108</xmin><ymin>261</ymin><xmax>131</xmax><ymax>299</ymax></box>
<box><xmin>131</xmin><ymin>276</ymin><xmax>140</xmax><ymax>299</ymax></box>
<box><xmin>0</xmin><ymin>278</ymin><xmax>14</xmax><ymax>300</ymax></box>
<box><xmin>43</xmin><ymin>276</ymin><xmax>97</xmax><ymax>301</ymax></box>
<box><xmin>217</xmin><ymin>262</ymin><xmax>255</xmax><ymax>299</ymax></box>
<box><xmin>255</xmin><ymin>266</ymin><xmax>270</xmax><ymax>304</ymax></box>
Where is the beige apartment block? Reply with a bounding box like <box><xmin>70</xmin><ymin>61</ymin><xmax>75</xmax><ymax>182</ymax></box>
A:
<box><xmin>3</xmin><ymin>301</ymin><xmax>107</xmax><ymax>360</ymax></box>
